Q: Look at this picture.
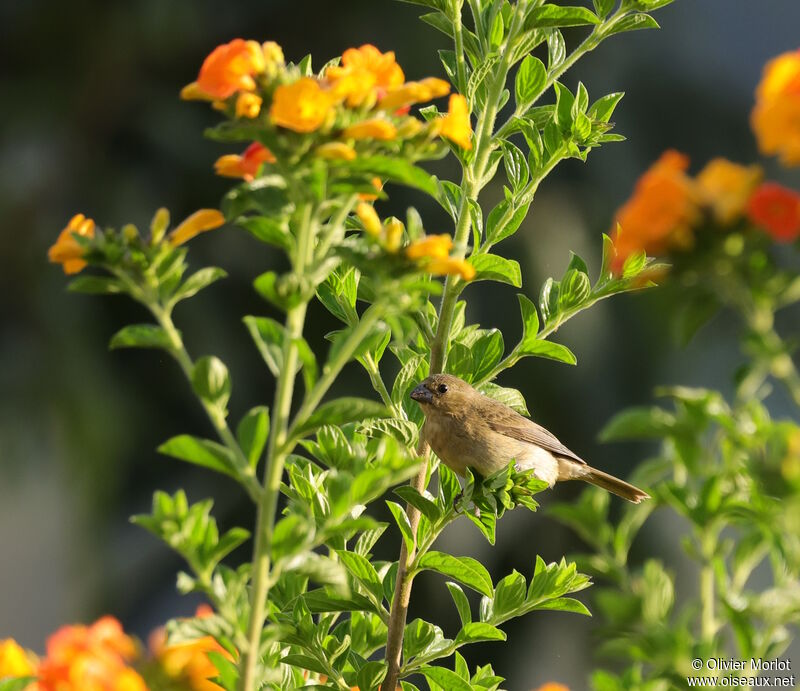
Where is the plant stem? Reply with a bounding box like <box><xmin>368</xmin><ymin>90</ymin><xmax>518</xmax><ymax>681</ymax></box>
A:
<box><xmin>380</xmin><ymin>5</ymin><xmax>527</xmax><ymax>687</ymax></box>
<box><xmin>239</xmin><ymin>203</ymin><xmax>314</xmax><ymax>691</ymax></box>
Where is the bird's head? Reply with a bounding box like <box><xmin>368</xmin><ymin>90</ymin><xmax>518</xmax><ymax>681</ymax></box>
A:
<box><xmin>410</xmin><ymin>373</ymin><xmax>474</xmax><ymax>413</ymax></box>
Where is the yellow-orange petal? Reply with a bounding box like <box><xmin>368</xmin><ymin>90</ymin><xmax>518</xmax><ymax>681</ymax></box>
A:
<box><xmin>534</xmin><ymin>684</ymin><xmax>570</xmax><ymax>691</ymax></box>
<box><xmin>342</xmin><ymin>118</ymin><xmax>397</xmax><ymax>141</ymax></box>
<box><xmin>434</xmin><ymin>94</ymin><xmax>473</xmax><ymax>150</ymax></box>
<box><xmin>383</xmin><ymin>218</ymin><xmax>404</xmax><ymax>252</ymax></box>
<box><xmin>235</xmin><ymin>92</ymin><xmax>262</xmax><ymax>118</ymax></box>
<box><xmin>270</xmin><ymin>77</ymin><xmax>333</xmax><ymax>133</ymax></box>
<box><xmin>315</xmin><ymin>142</ymin><xmax>357</xmax><ymax>160</ymax></box>
<box><xmin>48</xmin><ymin>213</ymin><xmax>96</xmax><ymax>274</ymax></box>
<box><xmin>426</xmin><ymin>257</ymin><xmax>476</xmax><ymax>280</ymax></box>
<box><xmin>405</xmin><ymin>234</ymin><xmax>454</xmax><ymax>260</ymax></box>
<box><xmin>197</xmin><ymin>38</ymin><xmax>262</xmax><ymax>99</ymax></box>
<box><xmin>356</xmin><ymin>202</ymin><xmax>382</xmax><ymax>237</ymax></box>
<box><xmin>695</xmin><ymin>158</ymin><xmax>763</xmax><ymax>225</ymax></box>
<box><xmin>379</xmin><ymin>77</ymin><xmax>451</xmax><ymax>111</ymax></box>
<box><xmin>180</xmin><ymin>81</ymin><xmax>215</xmax><ymax>101</ymax></box>
<box><xmin>169</xmin><ymin>209</ymin><xmax>226</xmax><ymax>247</ymax></box>
<box><xmin>214</xmin><ymin>142</ymin><xmax>275</xmax><ymax>181</ymax></box>
<box><xmin>0</xmin><ymin>639</ymin><xmax>36</xmax><ymax>677</ymax></box>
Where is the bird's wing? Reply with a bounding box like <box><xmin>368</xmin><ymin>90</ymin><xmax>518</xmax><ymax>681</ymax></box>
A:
<box><xmin>482</xmin><ymin>397</ymin><xmax>586</xmax><ymax>465</ymax></box>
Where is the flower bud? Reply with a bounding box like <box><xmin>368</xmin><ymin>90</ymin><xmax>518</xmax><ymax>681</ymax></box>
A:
<box><xmin>150</xmin><ymin>207</ymin><xmax>170</xmax><ymax>244</ymax></box>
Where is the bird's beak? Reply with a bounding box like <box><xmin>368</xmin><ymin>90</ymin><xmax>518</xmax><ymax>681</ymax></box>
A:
<box><xmin>410</xmin><ymin>384</ymin><xmax>433</xmax><ymax>404</ymax></box>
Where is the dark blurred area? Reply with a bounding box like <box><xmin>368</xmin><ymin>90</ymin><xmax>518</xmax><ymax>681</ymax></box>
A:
<box><xmin>2</xmin><ymin>1</ymin><xmax>799</xmax><ymax>688</ymax></box>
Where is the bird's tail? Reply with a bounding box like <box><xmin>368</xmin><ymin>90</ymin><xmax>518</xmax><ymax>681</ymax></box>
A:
<box><xmin>580</xmin><ymin>466</ymin><xmax>650</xmax><ymax>504</ymax></box>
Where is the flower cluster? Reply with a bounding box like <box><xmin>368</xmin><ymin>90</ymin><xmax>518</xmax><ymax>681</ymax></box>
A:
<box><xmin>0</xmin><ymin>611</ymin><xmax>232</xmax><ymax>691</ymax></box>
<box><xmin>47</xmin><ymin>208</ymin><xmax>225</xmax><ymax>275</ymax></box>
<box><xmin>181</xmin><ymin>39</ymin><xmax>472</xmax><ymax>183</ymax></box>
<box><xmin>355</xmin><ymin>202</ymin><xmax>476</xmax><ymax>280</ymax></box>
<box><xmin>610</xmin><ymin>151</ymin><xmax>799</xmax><ymax>271</ymax></box>
<box><xmin>752</xmin><ymin>48</ymin><xmax>800</xmax><ymax>166</ymax></box>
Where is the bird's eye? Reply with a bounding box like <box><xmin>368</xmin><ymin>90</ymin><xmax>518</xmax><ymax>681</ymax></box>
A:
<box><xmin>437</xmin><ymin>384</ymin><xmax>448</xmax><ymax>394</ymax></box>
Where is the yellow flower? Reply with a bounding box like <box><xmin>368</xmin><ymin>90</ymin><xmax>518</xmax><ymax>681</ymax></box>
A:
<box><xmin>695</xmin><ymin>158</ymin><xmax>763</xmax><ymax>225</ymax></box>
<box><xmin>356</xmin><ymin>202</ymin><xmax>382</xmax><ymax>237</ymax></box>
<box><xmin>379</xmin><ymin>77</ymin><xmax>450</xmax><ymax>111</ymax></box>
<box><xmin>326</xmin><ymin>44</ymin><xmax>405</xmax><ymax>107</ymax></box>
<box><xmin>432</xmin><ymin>94</ymin><xmax>473</xmax><ymax>150</ymax></box>
<box><xmin>168</xmin><ymin>209</ymin><xmax>226</xmax><ymax>247</ymax></box>
<box><xmin>235</xmin><ymin>92</ymin><xmax>262</xmax><ymax>118</ymax></box>
<box><xmin>48</xmin><ymin>213</ymin><xmax>96</xmax><ymax>274</ymax></box>
<box><xmin>0</xmin><ymin>639</ymin><xmax>35</xmax><ymax>678</ymax></box>
<box><xmin>261</xmin><ymin>41</ymin><xmax>284</xmax><ymax>78</ymax></box>
<box><xmin>315</xmin><ymin>142</ymin><xmax>357</xmax><ymax>160</ymax></box>
<box><xmin>270</xmin><ymin>77</ymin><xmax>333</xmax><ymax>133</ymax></box>
<box><xmin>405</xmin><ymin>234</ymin><xmax>453</xmax><ymax>260</ymax></box>
<box><xmin>383</xmin><ymin>218</ymin><xmax>404</xmax><ymax>252</ymax></box>
<box><xmin>342</xmin><ymin>118</ymin><xmax>397</xmax><ymax>141</ymax></box>
<box><xmin>752</xmin><ymin>49</ymin><xmax>800</xmax><ymax>166</ymax></box>
<box><xmin>426</xmin><ymin>257</ymin><xmax>476</xmax><ymax>280</ymax></box>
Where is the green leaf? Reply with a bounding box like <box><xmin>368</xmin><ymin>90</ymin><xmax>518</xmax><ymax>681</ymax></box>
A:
<box><xmin>109</xmin><ymin>324</ymin><xmax>172</xmax><ymax>350</ymax></box>
<box><xmin>593</xmin><ymin>0</ymin><xmax>615</xmax><ymax>17</ymax></box>
<box><xmin>191</xmin><ymin>356</ymin><xmax>231</xmax><ymax>409</ymax></box>
<box><xmin>332</xmin><ymin>156</ymin><xmax>437</xmax><ymax>195</ymax></box>
<box><xmin>558</xmin><ymin>269</ymin><xmax>591</xmax><ymax>309</ymax></box>
<box><xmin>529</xmin><ymin>4</ymin><xmax>600</xmax><ymax>28</ymax></box>
<box><xmin>293</xmin><ymin>398</ymin><xmax>391</xmax><ymax>439</ymax></box>
<box><xmin>599</xmin><ymin>407</ymin><xmax>676</xmax><ymax>441</ymax></box>
<box><xmin>172</xmin><ymin>267</ymin><xmax>227</xmax><ymax>304</ymax></box>
<box><xmin>589</xmin><ymin>92</ymin><xmax>625</xmax><ymax>123</ymax></box>
<box><xmin>359</xmin><ymin>418</ymin><xmax>419</xmax><ymax>447</ymax></box>
<box><xmin>478</xmin><ymin>383</ymin><xmax>529</xmax><ymax>416</ymax></box>
<box><xmin>493</xmin><ymin>571</ymin><xmax>527</xmax><ymax>618</ymax></box>
<box><xmin>454</xmin><ymin>622</ymin><xmax>507</xmax><ymax>644</ymax></box>
<box><xmin>468</xmin><ymin>254</ymin><xmax>522</xmax><ymax>287</ymax></box>
<box><xmin>533</xmin><ymin>596</ymin><xmax>591</xmax><ymax>615</ymax></box>
<box><xmin>387</xmin><ymin>501</ymin><xmax>415</xmax><ymax>553</ymax></box>
<box><xmin>606</xmin><ymin>12</ymin><xmax>660</xmax><ymax>36</ymax></box>
<box><xmin>403</xmin><ymin>618</ymin><xmax>440</xmax><ymax>660</ymax></box>
<box><xmin>337</xmin><ymin>550</ymin><xmax>384</xmax><ymax>603</ymax></box>
<box><xmin>418</xmin><ymin>551</ymin><xmax>493</xmax><ymax>597</ymax></box>
<box><xmin>419</xmin><ymin>666</ymin><xmax>473</xmax><ymax>691</ymax></box>
<box><xmin>158</xmin><ymin>435</ymin><xmax>239</xmax><ymax>479</ymax></box>
<box><xmin>303</xmin><ymin>588</ymin><xmax>375</xmax><ymax>613</ymax></box>
<box><xmin>0</xmin><ymin>679</ymin><xmax>38</xmax><ymax>691</ymax></box>
<box><xmin>68</xmin><ymin>276</ymin><xmax>124</xmax><ymax>295</ymax></box>
<box><xmin>446</xmin><ymin>582</ymin><xmax>472</xmax><ymax>626</ymax></box>
<box><xmin>236</xmin><ymin>406</ymin><xmax>269</xmax><ymax>469</ymax></box>
<box><xmin>515</xmin><ymin>55</ymin><xmax>547</xmax><ymax>107</ymax></box>
<box><xmin>394</xmin><ymin>486</ymin><xmax>441</xmax><ymax>523</ymax></box>
<box><xmin>243</xmin><ymin>315</ymin><xmax>284</xmax><ymax>377</ymax></box>
<box><xmin>486</xmin><ymin>200</ymin><xmax>530</xmax><ymax>245</ymax></box>
<box><xmin>357</xmin><ymin>661</ymin><xmax>387</xmax><ymax>691</ymax></box>
<box><xmin>253</xmin><ymin>271</ymin><xmax>305</xmax><ymax>312</ymax></box>
<box><xmin>517</xmin><ymin>339</ymin><xmax>577</xmax><ymax>365</ymax></box>
<box><xmin>236</xmin><ymin>216</ymin><xmax>292</xmax><ymax>252</ymax></box>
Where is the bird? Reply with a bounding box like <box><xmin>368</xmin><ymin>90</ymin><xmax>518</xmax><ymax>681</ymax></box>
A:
<box><xmin>410</xmin><ymin>373</ymin><xmax>650</xmax><ymax>504</ymax></box>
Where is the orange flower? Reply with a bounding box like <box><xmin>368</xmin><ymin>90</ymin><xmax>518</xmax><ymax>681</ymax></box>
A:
<box><xmin>751</xmin><ymin>49</ymin><xmax>800</xmax><ymax>166</ymax></box>
<box><xmin>426</xmin><ymin>257</ymin><xmax>476</xmax><ymax>280</ymax></box>
<box><xmin>611</xmin><ymin>150</ymin><xmax>699</xmax><ymax>272</ymax></box>
<box><xmin>48</xmin><ymin>213</ymin><xmax>96</xmax><ymax>275</ymax></box>
<box><xmin>379</xmin><ymin>77</ymin><xmax>451</xmax><ymax>111</ymax></box>
<box><xmin>150</xmin><ymin>607</ymin><xmax>233</xmax><ymax>691</ymax></box>
<box><xmin>695</xmin><ymin>158</ymin><xmax>762</xmax><ymax>225</ymax></box>
<box><xmin>405</xmin><ymin>234</ymin><xmax>454</xmax><ymax>260</ymax></box>
<box><xmin>358</xmin><ymin>177</ymin><xmax>383</xmax><ymax>202</ymax></box>
<box><xmin>327</xmin><ymin>44</ymin><xmax>405</xmax><ymax>107</ymax></box>
<box><xmin>183</xmin><ymin>39</ymin><xmax>265</xmax><ymax>100</ymax></box>
<box><xmin>168</xmin><ymin>209</ymin><xmax>226</xmax><ymax>247</ymax></box>
<box><xmin>36</xmin><ymin>617</ymin><xmax>146</xmax><ymax>691</ymax></box>
<box><xmin>214</xmin><ymin>142</ymin><xmax>275</xmax><ymax>181</ymax></box>
<box><xmin>235</xmin><ymin>92</ymin><xmax>262</xmax><ymax>118</ymax></box>
<box><xmin>534</xmin><ymin>684</ymin><xmax>570</xmax><ymax>691</ymax></box>
<box><xmin>315</xmin><ymin>142</ymin><xmax>357</xmax><ymax>160</ymax></box>
<box><xmin>270</xmin><ymin>77</ymin><xmax>334</xmax><ymax>132</ymax></box>
<box><xmin>342</xmin><ymin>118</ymin><xmax>397</xmax><ymax>141</ymax></box>
<box><xmin>747</xmin><ymin>182</ymin><xmax>800</xmax><ymax>242</ymax></box>
<box><xmin>0</xmin><ymin>638</ymin><xmax>36</xmax><ymax>678</ymax></box>
<box><xmin>432</xmin><ymin>94</ymin><xmax>473</xmax><ymax>150</ymax></box>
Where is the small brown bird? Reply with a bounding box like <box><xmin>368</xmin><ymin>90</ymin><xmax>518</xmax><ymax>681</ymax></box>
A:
<box><xmin>411</xmin><ymin>373</ymin><xmax>649</xmax><ymax>503</ymax></box>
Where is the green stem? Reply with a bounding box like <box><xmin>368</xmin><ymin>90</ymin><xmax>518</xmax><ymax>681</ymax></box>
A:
<box><xmin>239</xmin><ymin>203</ymin><xmax>314</xmax><ymax>691</ymax></box>
<box><xmin>363</xmin><ymin>354</ymin><xmax>400</xmax><ymax>416</ymax></box>
<box><xmin>380</xmin><ymin>7</ymin><xmax>528</xmax><ymax>689</ymax></box>
<box><xmin>700</xmin><ymin>530</ymin><xmax>717</xmax><ymax>646</ymax></box>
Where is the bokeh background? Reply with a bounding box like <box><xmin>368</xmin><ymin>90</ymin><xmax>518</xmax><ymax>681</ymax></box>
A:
<box><xmin>2</xmin><ymin>1</ymin><xmax>800</xmax><ymax>688</ymax></box>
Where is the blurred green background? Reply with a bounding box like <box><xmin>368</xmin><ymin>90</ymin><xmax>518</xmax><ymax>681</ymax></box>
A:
<box><xmin>2</xmin><ymin>1</ymin><xmax>799</xmax><ymax>688</ymax></box>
